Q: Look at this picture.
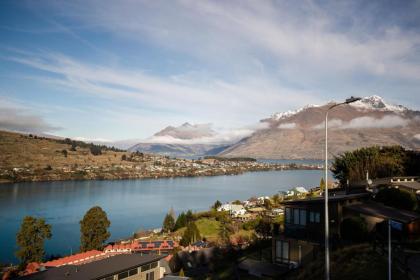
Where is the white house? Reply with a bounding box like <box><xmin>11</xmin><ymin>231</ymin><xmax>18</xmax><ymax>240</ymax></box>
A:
<box><xmin>286</xmin><ymin>187</ymin><xmax>309</xmax><ymax>197</ymax></box>
<box><xmin>217</xmin><ymin>204</ymin><xmax>246</xmax><ymax>217</ymax></box>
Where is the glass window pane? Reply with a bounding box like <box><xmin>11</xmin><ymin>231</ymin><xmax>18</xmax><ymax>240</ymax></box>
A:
<box><xmin>150</xmin><ymin>262</ymin><xmax>158</xmax><ymax>268</ymax></box>
<box><xmin>141</xmin><ymin>264</ymin><xmax>151</xmax><ymax>272</ymax></box>
<box><xmin>282</xmin><ymin>241</ymin><xmax>289</xmax><ymax>260</ymax></box>
<box><xmin>118</xmin><ymin>271</ymin><xmax>128</xmax><ymax>279</ymax></box>
<box><xmin>315</xmin><ymin>212</ymin><xmax>320</xmax><ymax>223</ymax></box>
<box><xmin>300</xmin><ymin>210</ymin><xmax>306</xmax><ymax>226</ymax></box>
<box><xmin>276</xmin><ymin>241</ymin><xmax>282</xmax><ymax>259</ymax></box>
<box><xmin>293</xmin><ymin>209</ymin><xmax>299</xmax><ymax>224</ymax></box>
<box><xmin>285</xmin><ymin>208</ymin><xmax>291</xmax><ymax>223</ymax></box>
<box><xmin>129</xmin><ymin>268</ymin><xmax>138</xmax><ymax>276</ymax></box>
<box><xmin>310</xmin><ymin>211</ymin><xmax>314</xmax><ymax>222</ymax></box>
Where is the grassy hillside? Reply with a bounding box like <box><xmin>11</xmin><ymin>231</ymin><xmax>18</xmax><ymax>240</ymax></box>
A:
<box><xmin>0</xmin><ymin>130</ymin><xmax>127</xmax><ymax>171</ymax></box>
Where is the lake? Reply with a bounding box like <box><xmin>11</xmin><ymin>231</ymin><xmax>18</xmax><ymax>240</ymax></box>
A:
<box><xmin>0</xmin><ymin>170</ymin><xmax>329</xmax><ymax>263</ymax></box>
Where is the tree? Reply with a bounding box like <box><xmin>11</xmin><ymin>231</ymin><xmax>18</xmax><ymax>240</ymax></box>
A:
<box><xmin>16</xmin><ymin>216</ymin><xmax>52</xmax><ymax>266</ymax></box>
<box><xmin>319</xmin><ymin>177</ymin><xmax>325</xmax><ymax>192</ymax></box>
<box><xmin>218</xmin><ymin>220</ymin><xmax>234</xmax><ymax>245</ymax></box>
<box><xmin>174</xmin><ymin>212</ymin><xmax>187</xmax><ymax>231</ymax></box>
<box><xmin>185</xmin><ymin>210</ymin><xmax>194</xmax><ymax>224</ymax></box>
<box><xmin>375</xmin><ymin>188</ymin><xmax>416</xmax><ymax>211</ymax></box>
<box><xmin>180</xmin><ymin>222</ymin><xmax>201</xmax><ymax>246</ymax></box>
<box><xmin>212</xmin><ymin>200</ymin><xmax>222</xmax><ymax>210</ymax></box>
<box><xmin>121</xmin><ymin>154</ymin><xmax>127</xmax><ymax>161</ymax></box>
<box><xmin>80</xmin><ymin>206</ymin><xmax>110</xmax><ymax>251</ymax></box>
<box><xmin>90</xmin><ymin>145</ymin><xmax>102</xmax><ymax>156</ymax></box>
<box><xmin>232</xmin><ymin>200</ymin><xmax>242</xmax><ymax>205</ymax></box>
<box><xmin>61</xmin><ymin>149</ymin><xmax>68</xmax><ymax>158</ymax></box>
<box><xmin>162</xmin><ymin>213</ymin><xmax>175</xmax><ymax>233</ymax></box>
<box><xmin>263</xmin><ymin>199</ymin><xmax>273</xmax><ymax>210</ymax></box>
<box><xmin>70</xmin><ymin>142</ymin><xmax>77</xmax><ymax>151</ymax></box>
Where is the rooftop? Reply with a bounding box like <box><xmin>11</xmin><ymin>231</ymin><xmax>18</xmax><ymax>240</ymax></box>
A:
<box><xmin>20</xmin><ymin>254</ymin><xmax>165</xmax><ymax>280</ymax></box>
<box><xmin>283</xmin><ymin>193</ymin><xmax>369</xmax><ymax>205</ymax></box>
<box><xmin>344</xmin><ymin>202</ymin><xmax>420</xmax><ymax>224</ymax></box>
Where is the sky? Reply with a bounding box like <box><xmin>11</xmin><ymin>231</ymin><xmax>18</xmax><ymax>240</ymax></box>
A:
<box><xmin>1</xmin><ymin>0</ymin><xmax>420</xmax><ymax>141</ymax></box>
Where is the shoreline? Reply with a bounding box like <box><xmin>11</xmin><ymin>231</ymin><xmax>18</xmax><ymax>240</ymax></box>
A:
<box><xmin>0</xmin><ymin>164</ymin><xmax>322</xmax><ymax>185</ymax></box>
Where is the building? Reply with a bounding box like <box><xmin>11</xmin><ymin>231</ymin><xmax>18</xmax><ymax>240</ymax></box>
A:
<box><xmin>104</xmin><ymin>240</ymin><xmax>178</xmax><ymax>255</ymax></box>
<box><xmin>272</xmin><ymin>192</ymin><xmax>369</xmax><ymax>266</ymax></box>
<box><xmin>217</xmin><ymin>204</ymin><xmax>246</xmax><ymax>217</ymax></box>
<box><xmin>20</xmin><ymin>254</ymin><xmax>166</xmax><ymax>280</ymax></box>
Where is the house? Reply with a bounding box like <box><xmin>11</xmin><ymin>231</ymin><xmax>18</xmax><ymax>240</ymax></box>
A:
<box><xmin>20</xmin><ymin>254</ymin><xmax>166</xmax><ymax>280</ymax></box>
<box><xmin>344</xmin><ymin>201</ymin><xmax>420</xmax><ymax>239</ymax></box>
<box><xmin>217</xmin><ymin>204</ymin><xmax>246</xmax><ymax>216</ymax></box>
<box><xmin>272</xmin><ymin>192</ymin><xmax>369</xmax><ymax>267</ymax></box>
<box><xmin>353</xmin><ymin>176</ymin><xmax>420</xmax><ymax>197</ymax></box>
<box><xmin>285</xmin><ymin>187</ymin><xmax>309</xmax><ymax>198</ymax></box>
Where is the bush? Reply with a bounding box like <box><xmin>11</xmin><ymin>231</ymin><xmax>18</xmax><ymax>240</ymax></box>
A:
<box><xmin>340</xmin><ymin>217</ymin><xmax>368</xmax><ymax>242</ymax></box>
<box><xmin>375</xmin><ymin>187</ymin><xmax>416</xmax><ymax>211</ymax></box>
<box><xmin>90</xmin><ymin>146</ymin><xmax>102</xmax><ymax>156</ymax></box>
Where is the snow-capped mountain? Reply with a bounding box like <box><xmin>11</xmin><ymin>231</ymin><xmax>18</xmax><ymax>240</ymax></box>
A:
<box><xmin>153</xmin><ymin>122</ymin><xmax>216</xmax><ymax>140</ymax></box>
<box><xmin>350</xmin><ymin>95</ymin><xmax>408</xmax><ymax>112</ymax></box>
<box><xmin>220</xmin><ymin>95</ymin><xmax>420</xmax><ymax>159</ymax></box>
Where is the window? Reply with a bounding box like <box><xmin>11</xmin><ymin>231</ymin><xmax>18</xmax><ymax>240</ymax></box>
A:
<box><xmin>146</xmin><ymin>271</ymin><xmax>155</xmax><ymax>280</ymax></box>
<box><xmin>293</xmin><ymin>208</ymin><xmax>300</xmax><ymax>224</ymax></box>
<box><xmin>299</xmin><ymin>209</ymin><xmax>306</xmax><ymax>226</ymax></box>
<box><xmin>128</xmin><ymin>268</ymin><xmax>138</xmax><ymax>276</ymax></box>
<box><xmin>309</xmin><ymin>211</ymin><xmax>314</xmax><ymax>223</ymax></box>
<box><xmin>285</xmin><ymin>208</ymin><xmax>291</xmax><ymax>223</ymax></box>
<box><xmin>150</xmin><ymin>262</ymin><xmax>158</xmax><ymax>269</ymax></box>
<box><xmin>118</xmin><ymin>271</ymin><xmax>128</xmax><ymax>279</ymax></box>
<box><xmin>315</xmin><ymin>212</ymin><xmax>320</xmax><ymax>223</ymax></box>
<box><xmin>141</xmin><ymin>264</ymin><xmax>151</xmax><ymax>272</ymax></box>
<box><xmin>275</xmin><ymin>240</ymin><xmax>289</xmax><ymax>262</ymax></box>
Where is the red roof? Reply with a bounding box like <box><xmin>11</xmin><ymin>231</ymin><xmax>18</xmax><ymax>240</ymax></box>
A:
<box><xmin>42</xmin><ymin>250</ymin><xmax>104</xmax><ymax>267</ymax></box>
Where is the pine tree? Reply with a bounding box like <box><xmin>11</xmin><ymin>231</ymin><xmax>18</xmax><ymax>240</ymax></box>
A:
<box><xmin>180</xmin><ymin>222</ymin><xmax>201</xmax><ymax>246</ymax></box>
<box><xmin>80</xmin><ymin>206</ymin><xmax>110</xmax><ymax>251</ymax></box>
<box><xmin>16</xmin><ymin>216</ymin><xmax>52</xmax><ymax>266</ymax></box>
<box><xmin>212</xmin><ymin>200</ymin><xmax>222</xmax><ymax>210</ymax></box>
<box><xmin>162</xmin><ymin>213</ymin><xmax>175</xmax><ymax>233</ymax></box>
<box><xmin>174</xmin><ymin>212</ymin><xmax>187</xmax><ymax>231</ymax></box>
<box><xmin>320</xmin><ymin>177</ymin><xmax>326</xmax><ymax>191</ymax></box>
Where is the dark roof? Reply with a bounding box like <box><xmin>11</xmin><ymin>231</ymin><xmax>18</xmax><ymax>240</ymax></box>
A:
<box><xmin>283</xmin><ymin>193</ymin><xmax>369</xmax><ymax>206</ymax></box>
<box><xmin>20</xmin><ymin>254</ymin><xmax>165</xmax><ymax>280</ymax></box>
<box><xmin>344</xmin><ymin>202</ymin><xmax>420</xmax><ymax>224</ymax></box>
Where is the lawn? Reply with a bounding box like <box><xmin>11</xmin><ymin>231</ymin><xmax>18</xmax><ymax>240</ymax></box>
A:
<box><xmin>176</xmin><ymin>218</ymin><xmax>221</xmax><ymax>241</ymax></box>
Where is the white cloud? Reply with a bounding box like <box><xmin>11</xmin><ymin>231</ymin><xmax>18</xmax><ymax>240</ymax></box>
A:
<box><xmin>0</xmin><ymin>97</ymin><xmax>60</xmax><ymax>133</ymax></box>
<box><xmin>278</xmin><ymin>123</ymin><xmax>296</xmax><ymax>129</ymax></box>
<box><xmin>313</xmin><ymin>115</ymin><xmax>409</xmax><ymax>129</ymax></box>
<box><xmin>143</xmin><ymin>122</ymin><xmax>269</xmax><ymax>144</ymax></box>
<box><xmin>414</xmin><ymin>134</ymin><xmax>420</xmax><ymax>140</ymax></box>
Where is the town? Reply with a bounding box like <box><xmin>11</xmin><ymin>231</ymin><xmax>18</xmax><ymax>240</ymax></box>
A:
<box><xmin>3</xmin><ymin>146</ymin><xmax>420</xmax><ymax>279</ymax></box>
<box><xmin>0</xmin><ymin>131</ymin><xmax>321</xmax><ymax>184</ymax></box>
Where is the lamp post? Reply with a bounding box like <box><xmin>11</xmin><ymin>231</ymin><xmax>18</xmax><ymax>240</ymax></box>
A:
<box><xmin>324</xmin><ymin>96</ymin><xmax>361</xmax><ymax>280</ymax></box>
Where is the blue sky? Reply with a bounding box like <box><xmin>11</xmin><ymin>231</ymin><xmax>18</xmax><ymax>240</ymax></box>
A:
<box><xmin>1</xmin><ymin>0</ymin><xmax>420</xmax><ymax>141</ymax></box>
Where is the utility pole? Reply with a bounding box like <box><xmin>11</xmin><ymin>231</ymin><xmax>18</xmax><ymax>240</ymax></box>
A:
<box><xmin>388</xmin><ymin>219</ymin><xmax>392</xmax><ymax>280</ymax></box>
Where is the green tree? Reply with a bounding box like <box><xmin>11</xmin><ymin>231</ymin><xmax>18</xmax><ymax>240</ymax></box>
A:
<box><xmin>16</xmin><ymin>216</ymin><xmax>52</xmax><ymax>266</ymax></box>
<box><xmin>263</xmin><ymin>199</ymin><xmax>273</xmax><ymax>210</ymax></box>
<box><xmin>174</xmin><ymin>212</ymin><xmax>187</xmax><ymax>231</ymax></box>
<box><xmin>80</xmin><ymin>206</ymin><xmax>110</xmax><ymax>251</ymax></box>
<box><xmin>162</xmin><ymin>213</ymin><xmax>175</xmax><ymax>233</ymax></box>
<box><xmin>180</xmin><ymin>222</ymin><xmax>201</xmax><ymax>246</ymax></box>
<box><xmin>185</xmin><ymin>210</ymin><xmax>194</xmax><ymax>224</ymax></box>
<box><xmin>212</xmin><ymin>200</ymin><xmax>222</xmax><ymax>210</ymax></box>
<box><xmin>375</xmin><ymin>188</ymin><xmax>416</xmax><ymax>211</ymax></box>
<box><xmin>218</xmin><ymin>220</ymin><xmax>234</xmax><ymax>245</ymax></box>
<box><xmin>89</xmin><ymin>145</ymin><xmax>102</xmax><ymax>156</ymax></box>
<box><xmin>319</xmin><ymin>177</ymin><xmax>326</xmax><ymax>191</ymax></box>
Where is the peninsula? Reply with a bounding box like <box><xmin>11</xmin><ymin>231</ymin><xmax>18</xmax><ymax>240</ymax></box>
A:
<box><xmin>0</xmin><ymin>130</ymin><xmax>321</xmax><ymax>184</ymax></box>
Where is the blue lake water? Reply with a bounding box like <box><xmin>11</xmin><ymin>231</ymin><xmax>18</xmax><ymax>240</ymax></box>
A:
<box><xmin>0</xmin><ymin>170</ymin><xmax>329</xmax><ymax>263</ymax></box>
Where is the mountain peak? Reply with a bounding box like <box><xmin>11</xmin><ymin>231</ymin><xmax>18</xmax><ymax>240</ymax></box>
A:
<box><xmin>350</xmin><ymin>95</ymin><xmax>407</xmax><ymax>112</ymax></box>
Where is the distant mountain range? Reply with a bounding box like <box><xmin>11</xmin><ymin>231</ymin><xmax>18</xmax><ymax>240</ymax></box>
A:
<box><xmin>123</xmin><ymin>95</ymin><xmax>420</xmax><ymax>159</ymax></box>
<box><xmin>220</xmin><ymin>95</ymin><xmax>420</xmax><ymax>159</ymax></box>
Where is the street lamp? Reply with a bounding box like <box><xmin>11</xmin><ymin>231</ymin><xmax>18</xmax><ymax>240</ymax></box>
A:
<box><xmin>324</xmin><ymin>96</ymin><xmax>361</xmax><ymax>280</ymax></box>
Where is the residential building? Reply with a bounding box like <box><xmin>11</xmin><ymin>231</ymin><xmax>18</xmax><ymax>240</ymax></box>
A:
<box><xmin>273</xmin><ymin>192</ymin><xmax>369</xmax><ymax>266</ymax></box>
<box><xmin>20</xmin><ymin>254</ymin><xmax>166</xmax><ymax>280</ymax></box>
<box><xmin>217</xmin><ymin>204</ymin><xmax>246</xmax><ymax>217</ymax></box>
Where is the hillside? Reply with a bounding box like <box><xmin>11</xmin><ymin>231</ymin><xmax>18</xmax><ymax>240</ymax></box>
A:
<box><xmin>0</xmin><ymin>130</ymin><xmax>299</xmax><ymax>184</ymax></box>
<box><xmin>220</xmin><ymin>96</ymin><xmax>420</xmax><ymax>159</ymax></box>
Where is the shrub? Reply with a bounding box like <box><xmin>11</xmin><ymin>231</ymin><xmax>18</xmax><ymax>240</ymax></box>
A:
<box><xmin>340</xmin><ymin>217</ymin><xmax>368</xmax><ymax>242</ymax></box>
<box><xmin>375</xmin><ymin>187</ymin><xmax>416</xmax><ymax>211</ymax></box>
<box><xmin>90</xmin><ymin>146</ymin><xmax>102</xmax><ymax>156</ymax></box>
